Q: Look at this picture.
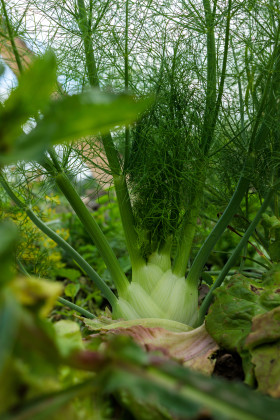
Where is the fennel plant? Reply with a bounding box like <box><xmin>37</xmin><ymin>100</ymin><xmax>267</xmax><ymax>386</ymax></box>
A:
<box><xmin>1</xmin><ymin>0</ymin><xmax>280</xmax><ymax>331</ymax></box>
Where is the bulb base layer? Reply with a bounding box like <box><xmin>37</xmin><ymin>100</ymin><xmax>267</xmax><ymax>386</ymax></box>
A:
<box><xmin>113</xmin><ymin>264</ymin><xmax>198</xmax><ymax>326</ymax></box>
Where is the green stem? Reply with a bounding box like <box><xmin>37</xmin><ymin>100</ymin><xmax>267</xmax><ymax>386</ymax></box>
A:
<box><xmin>54</xmin><ymin>170</ymin><xmax>129</xmax><ymax>295</ymax></box>
<box><xmin>211</xmin><ymin>0</ymin><xmax>232</xmax><ymax>141</ymax></box>
<box><xmin>124</xmin><ymin>0</ymin><xmax>130</xmax><ymax>169</ymax></box>
<box><xmin>239</xmin><ymin>189</ymin><xmax>249</xmax><ymax>271</ymax></box>
<box><xmin>16</xmin><ymin>256</ymin><xmax>95</xmax><ymax>318</ymax></box>
<box><xmin>175</xmin><ymin>0</ymin><xmax>230</xmax><ymax>278</ymax></box>
<box><xmin>173</xmin><ymin>194</ymin><xmax>201</xmax><ymax>277</ymax></box>
<box><xmin>46</xmin><ymin>149</ymin><xmax>129</xmax><ymax>293</ymax></box>
<box><xmin>186</xmin><ymin>36</ymin><xmax>280</xmax><ymax>291</ymax></box>
<box><xmin>248</xmin><ymin>36</ymin><xmax>280</xmax><ymax>153</ymax></box>
<box><xmin>57</xmin><ymin>297</ymin><xmax>95</xmax><ymax>319</ymax></box>
<box><xmin>16</xmin><ymin>258</ymin><xmax>30</xmax><ymax>277</ymax></box>
<box><xmin>186</xmin><ymin>176</ymin><xmax>249</xmax><ymax>289</ymax></box>
<box><xmin>113</xmin><ymin>174</ymin><xmax>144</xmax><ymax>269</ymax></box>
<box><xmin>197</xmin><ymin>188</ymin><xmax>274</xmax><ymax>325</ymax></box>
<box><xmin>202</xmin><ymin>0</ymin><xmax>232</xmax><ymax>155</ymax></box>
<box><xmin>77</xmin><ymin>0</ymin><xmax>99</xmax><ymax>87</ymax></box>
<box><xmin>75</xmin><ymin>3</ymin><xmax>143</xmax><ymax>270</ymax></box>
<box><xmin>0</xmin><ymin>174</ymin><xmax>117</xmax><ymax>307</ymax></box>
<box><xmin>231</xmin><ymin>38</ymin><xmax>246</xmax><ymax>141</ymax></box>
<box><xmin>0</xmin><ymin>0</ymin><xmax>23</xmax><ymax>74</ymax></box>
<box><xmin>124</xmin><ymin>0</ymin><xmax>129</xmax><ymax>92</ymax></box>
<box><xmin>25</xmin><ymin>210</ymin><xmax>117</xmax><ymax>306</ymax></box>
<box><xmin>101</xmin><ymin>133</ymin><xmax>144</xmax><ymax>269</ymax></box>
<box><xmin>48</xmin><ymin>147</ymin><xmax>62</xmax><ymax>172</ymax></box>
<box><xmin>201</xmin><ymin>0</ymin><xmax>216</xmax><ymax>154</ymax></box>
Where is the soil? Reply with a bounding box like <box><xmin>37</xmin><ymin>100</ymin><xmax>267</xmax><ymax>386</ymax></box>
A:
<box><xmin>213</xmin><ymin>350</ymin><xmax>244</xmax><ymax>381</ymax></box>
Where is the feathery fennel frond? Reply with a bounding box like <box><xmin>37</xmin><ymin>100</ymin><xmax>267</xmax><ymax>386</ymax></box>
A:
<box><xmin>126</xmin><ymin>83</ymin><xmax>203</xmax><ymax>253</ymax></box>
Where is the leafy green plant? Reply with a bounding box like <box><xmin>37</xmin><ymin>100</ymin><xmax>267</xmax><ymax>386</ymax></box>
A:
<box><xmin>1</xmin><ymin>189</ymin><xmax>69</xmax><ymax>277</ymax></box>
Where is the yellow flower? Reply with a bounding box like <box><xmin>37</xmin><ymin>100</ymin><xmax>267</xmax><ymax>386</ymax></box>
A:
<box><xmin>45</xmin><ymin>194</ymin><xmax>61</xmax><ymax>205</ymax></box>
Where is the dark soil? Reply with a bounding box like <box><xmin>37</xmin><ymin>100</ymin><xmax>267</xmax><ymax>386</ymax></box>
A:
<box><xmin>213</xmin><ymin>350</ymin><xmax>244</xmax><ymax>381</ymax></box>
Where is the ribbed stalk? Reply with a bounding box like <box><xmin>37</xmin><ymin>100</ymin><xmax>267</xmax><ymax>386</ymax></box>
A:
<box><xmin>25</xmin><ymin>208</ymin><xmax>117</xmax><ymax>306</ymax></box>
<box><xmin>85</xmin><ymin>134</ymin><xmax>140</xmax><ymax>268</ymax></box>
<box><xmin>174</xmin><ymin>1</ymin><xmax>232</xmax><ymax>278</ymax></box>
<box><xmin>210</xmin><ymin>0</ymin><xmax>232</xmax><ymax>149</ymax></box>
<box><xmin>248</xmin><ymin>37</ymin><xmax>280</xmax><ymax>154</ymax></box>
<box><xmin>186</xmin><ymin>176</ymin><xmax>249</xmax><ymax>290</ymax></box>
<box><xmin>124</xmin><ymin>0</ymin><xmax>130</xmax><ymax>168</ymax></box>
<box><xmin>54</xmin><ymin>171</ymin><xmax>129</xmax><ymax>295</ymax></box>
<box><xmin>0</xmin><ymin>174</ymin><xmax>117</xmax><ymax>307</ymax></box>
<box><xmin>201</xmin><ymin>0</ymin><xmax>216</xmax><ymax>154</ymax></box>
<box><xmin>186</xmin><ymin>34</ymin><xmax>280</xmax><ymax>291</ymax></box>
<box><xmin>124</xmin><ymin>0</ymin><xmax>129</xmax><ymax>92</ymax></box>
<box><xmin>77</xmin><ymin>0</ymin><xmax>99</xmax><ymax>87</ymax></box>
<box><xmin>46</xmin><ymin>148</ymin><xmax>130</xmax><ymax>294</ymax></box>
<box><xmin>173</xmin><ymin>194</ymin><xmax>201</xmax><ymax>277</ymax></box>
<box><xmin>172</xmin><ymin>0</ymin><xmax>230</xmax><ymax>280</ymax></box>
<box><xmin>57</xmin><ymin>297</ymin><xmax>95</xmax><ymax>319</ymax></box>
<box><xmin>197</xmin><ymin>188</ymin><xmax>274</xmax><ymax>325</ymax></box>
<box><xmin>0</xmin><ymin>0</ymin><xmax>23</xmax><ymax>74</ymax></box>
<box><xmin>113</xmin><ymin>174</ymin><xmax>145</xmax><ymax>270</ymax></box>
<box><xmin>75</xmin><ymin>1</ymin><xmax>143</xmax><ymax>270</ymax></box>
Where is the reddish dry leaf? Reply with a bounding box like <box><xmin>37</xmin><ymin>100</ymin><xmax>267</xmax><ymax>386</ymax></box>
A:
<box><xmin>87</xmin><ymin>321</ymin><xmax>218</xmax><ymax>375</ymax></box>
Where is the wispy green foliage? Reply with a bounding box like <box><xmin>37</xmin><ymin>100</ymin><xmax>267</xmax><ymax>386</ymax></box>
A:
<box><xmin>127</xmin><ymin>87</ymin><xmax>201</xmax><ymax>250</ymax></box>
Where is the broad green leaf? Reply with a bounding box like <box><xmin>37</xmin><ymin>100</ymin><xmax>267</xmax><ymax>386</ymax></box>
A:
<box><xmin>259</xmin><ymin>268</ymin><xmax>280</xmax><ymax>309</ymax></box>
<box><xmin>262</xmin><ymin>214</ymin><xmax>280</xmax><ymax>230</ymax></box>
<box><xmin>244</xmin><ymin>307</ymin><xmax>280</xmax><ymax>397</ymax></box>
<box><xmin>19</xmin><ymin>91</ymin><xmax>151</xmax><ymax>148</ymax></box>
<box><xmin>53</xmin><ymin>267</ymin><xmax>80</xmax><ymax>282</ymax></box>
<box><xmin>64</xmin><ymin>283</ymin><xmax>80</xmax><ymax>299</ymax></box>
<box><xmin>53</xmin><ymin>320</ymin><xmax>84</xmax><ymax>357</ymax></box>
<box><xmin>3</xmin><ymin>52</ymin><xmax>56</xmax><ymax>122</ymax></box>
<box><xmin>205</xmin><ymin>275</ymin><xmax>264</xmax><ymax>352</ymax></box>
<box><xmin>205</xmin><ymin>273</ymin><xmax>280</xmax><ymax>353</ymax></box>
<box><xmin>0</xmin><ymin>50</ymin><xmax>150</xmax><ymax>163</ymax></box>
<box><xmin>250</xmin><ymin>343</ymin><xmax>280</xmax><ymax>398</ymax></box>
<box><xmin>262</xmin><ymin>215</ymin><xmax>280</xmax><ymax>261</ymax></box>
<box><xmin>0</xmin><ymin>52</ymin><xmax>57</xmax><ymax>164</ymax></box>
<box><xmin>245</xmin><ymin>306</ymin><xmax>280</xmax><ymax>349</ymax></box>
<box><xmin>269</xmin><ymin>240</ymin><xmax>280</xmax><ymax>262</ymax></box>
<box><xmin>205</xmin><ymin>271</ymin><xmax>280</xmax><ymax>384</ymax></box>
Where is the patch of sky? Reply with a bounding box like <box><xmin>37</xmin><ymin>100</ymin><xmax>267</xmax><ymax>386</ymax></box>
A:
<box><xmin>0</xmin><ymin>59</ymin><xmax>17</xmax><ymax>101</ymax></box>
